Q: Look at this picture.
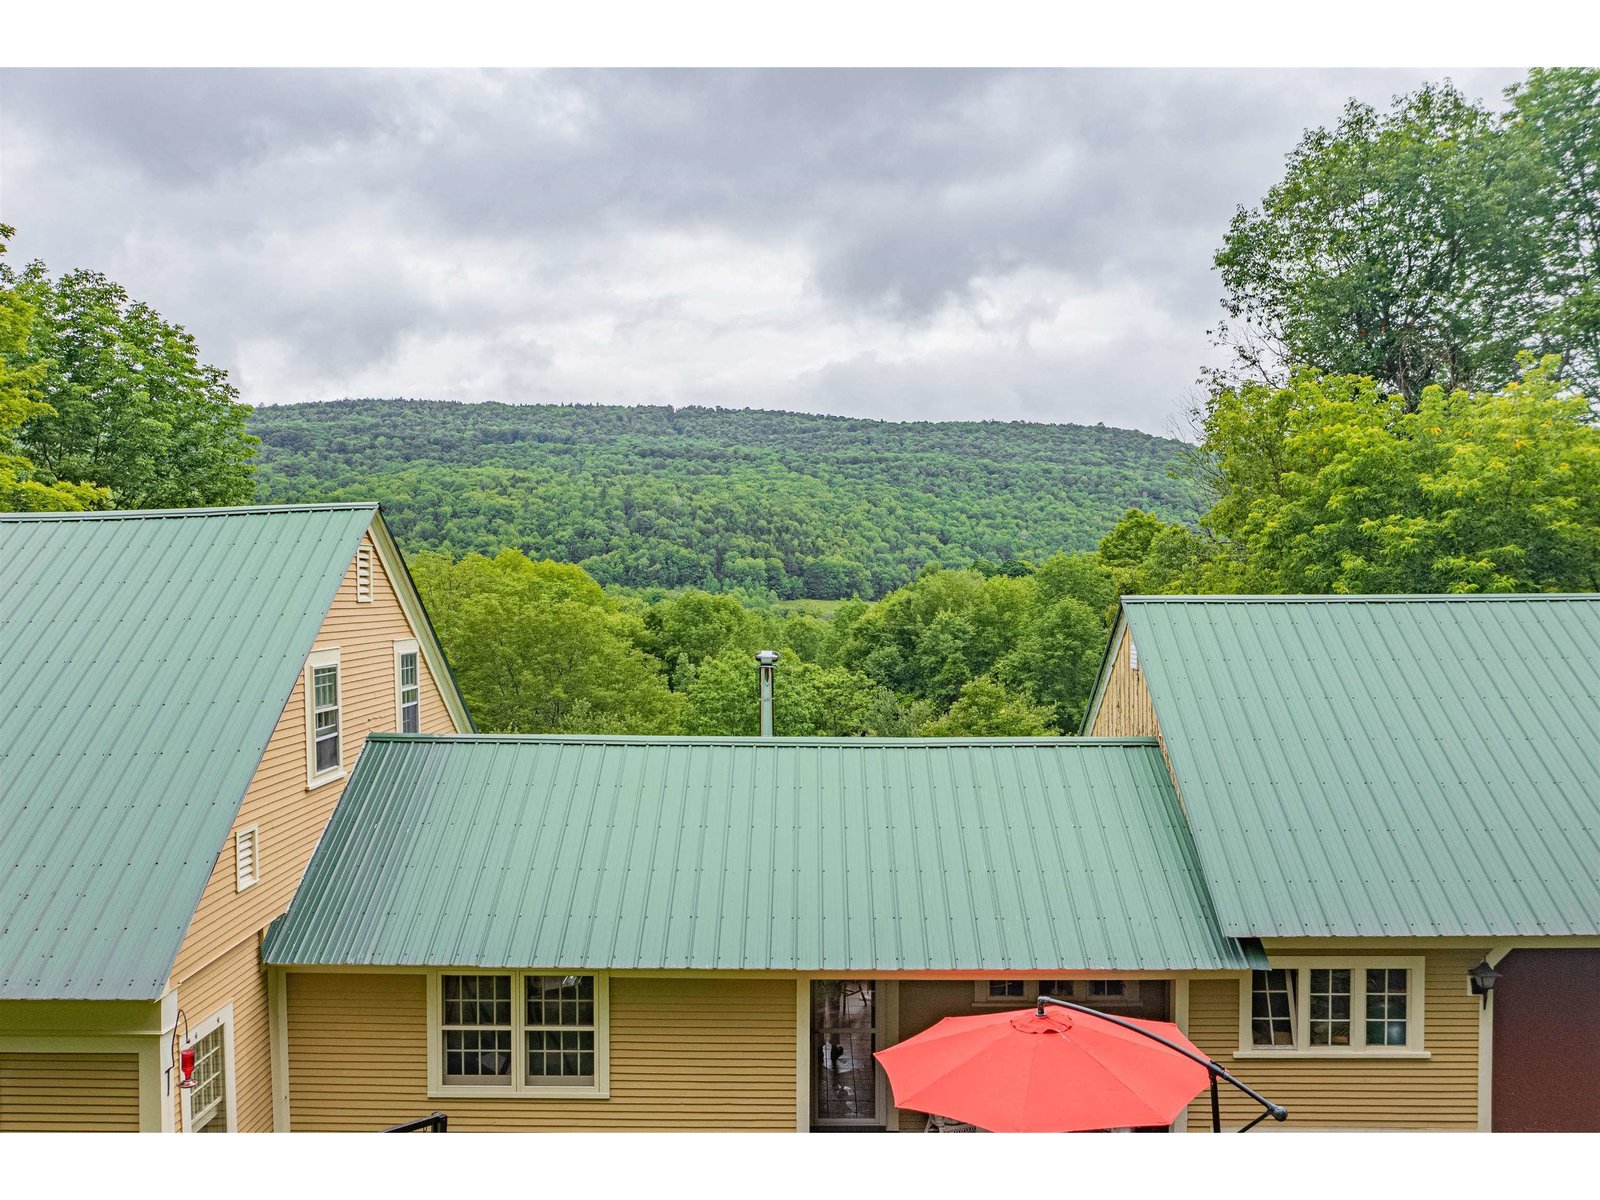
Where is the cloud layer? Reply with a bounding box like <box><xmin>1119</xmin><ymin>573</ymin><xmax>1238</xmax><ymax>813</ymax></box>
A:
<box><xmin>0</xmin><ymin>68</ymin><xmax>1522</xmax><ymax>434</ymax></box>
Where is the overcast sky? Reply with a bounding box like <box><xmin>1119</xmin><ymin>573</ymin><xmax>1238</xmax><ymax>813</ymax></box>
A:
<box><xmin>0</xmin><ymin>68</ymin><xmax>1523</xmax><ymax>436</ymax></box>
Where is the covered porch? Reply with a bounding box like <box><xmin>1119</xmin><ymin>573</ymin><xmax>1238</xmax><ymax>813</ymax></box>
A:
<box><xmin>803</xmin><ymin>974</ymin><xmax>1192</xmax><ymax>1132</ymax></box>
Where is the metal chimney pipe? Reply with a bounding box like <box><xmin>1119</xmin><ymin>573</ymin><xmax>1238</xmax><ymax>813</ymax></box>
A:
<box><xmin>755</xmin><ymin>650</ymin><xmax>779</xmax><ymax>737</ymax></box>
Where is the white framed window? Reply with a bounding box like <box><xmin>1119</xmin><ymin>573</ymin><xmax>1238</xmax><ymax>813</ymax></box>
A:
<box><xmin>973</xmin><ymin>979</ymin><xmax>1137</xmax><ymax>1006</ymax></box>
<box><xmin>427</xmin><ymin>971</ymin><xmax>610</xmax><ymax>1099</ymax></box>
<box><xmin>234</xmin><ymin>825</ymin><xmax>259</xmax><ymax>892</ymax></box>
<box><xmin>304</xmin><ymin>648</ymin><xmax>343</xmax><ymax>787</ymax></box>
<box><xmin>1238</xmin><ymin>957</ymin><xmax>1426</xmax><ymax>1057</ymax></box>
<box><xmin>395</xmin><ymin>638</ymin><xmax>421</xmax><ymax>734</ymax></box>
<box><xmin>181</xmin><ymin>1003</ymin><xmax>237</xmax><ymax>1133</ymax></box>
<box><xmin>355</xmin><ymin>543</ymin><xmax>374</xmax><ymax>603</ymax></box>
<box><xmin>1128</xmin><ymin>637</ymin><xmax>1139</xmax><ymax>672</ymax></box>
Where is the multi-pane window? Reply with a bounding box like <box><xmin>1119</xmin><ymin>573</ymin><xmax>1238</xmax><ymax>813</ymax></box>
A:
<box><xmin>980</xmin><ymin>980</ymin><xmax>1074</xmax><ymax>1003</ymax></box>
<box><xmin>435</xmin><ymin>973</ymin><xmax>607</xmax><ymax>1094</ymax></box>
<box><xmin>441</xmin><ymin>974</ymin><xmax>513</xmax><ymax>1085</ymax></box>
<box><xmin>398</xmin><ymin>647</ymin><xmax>420</xmax><ymax>733</ymax></box>
<box><xmin>312</xmin><ymin>663</ymin><xmax>340</xmax><ymax>775</ymax></box>
<box><xmin>1366</xmin><ymin>968</ymin><xmax>1409</xmax><ymax>1046</ymax></box>
<box><xmin>1308</xmin><ymin>968</ymin><xmax>1352</xmax><ymax>1046</ymax></box>
<box><xmin>525</xmin><ymin>975</ymin><xmax>597</xmax><ymax>1085</ymax></box>
<box><xmin>979</xmin><ymin>979</ymin><xmax>1138</xmax><ymax>1005</ymax></box>
<box><xmin>1243</xmin><ymin>962</ymin><xmax>1418</xmax><ymax>1053</ymax></box>
<box><xmin>1250</xmin><ymin>969</ymin><xmax>1296</xmax><ymax>1047</ymax></box>
<box><xmin>188</xmin><ymin>1024</ymin><xmax>227</xmax><ymax>1132</ymax></box>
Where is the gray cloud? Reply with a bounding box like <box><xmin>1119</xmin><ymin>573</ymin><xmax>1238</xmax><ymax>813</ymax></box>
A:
<box><xmin>0</xmin><ymin>68</ymin><xmax>1524</xmax><ymax>435</ymax></box>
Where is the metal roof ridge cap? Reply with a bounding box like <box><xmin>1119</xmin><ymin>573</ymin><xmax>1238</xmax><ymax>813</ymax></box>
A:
<box><xmin>0</xmin><ymin>501</ymin><xmax>381</xmax><ymax>522</ymax></box>
<box><xmin>360</xmin><ymin>732</ymin><xmax>1165</xmax><ymax>747</ymax></box>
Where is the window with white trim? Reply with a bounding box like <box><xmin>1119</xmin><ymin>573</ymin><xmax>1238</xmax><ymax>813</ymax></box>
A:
<box><xmin>395</xmin><ymin>639</ymin><xmax>420</xmax><ymax>733</ymax></box>
<box><xmin>441</xmin><ymin>974</ymin><xmax>513</xmax><ymax>1086</ymax></box>
<box><xmin>524</xmin><ymin>974</ymin><xmax>598</xmax><ymax>1086</ymax></box>
<box><xmin>356</xmin><ymin>543</ymin><xmax>374</xmax><ymax>602</ymax></box>
<box><xmin>188</xmin><ymin>1024</ymin><xmax>228</xmax><ymax>1131</ymax></box>
<box><xmin>180</xmin><ymin>1003</ymin><xmax>236</xmax><ymax>1133</ymax></box>
<box><xmin>977</xmin><ymin>979</ymin><xmax>1074</xmax><ymax>1004</ymax></box>
<box><xmin>974</xmin><ymin>979</ymin><xmax>1139</xmax><ymax>1006</ymax></box>
<box><xmin>431</xmin><ymin>972</ymin><xmax>610</xmax><ymax>1097</ymax></box>
<box><xmin>1250</xmin><ymin>967</ymin><xmax>1295</xmax><ymax>1047</ymax></box>
<box><xmin>1128</xmin><ymin>638</ymin><xmax>1139</xmax><ymax>672</ymax></box>
<box><xmin>1241</xmin><ymin>959</ymin><xmax>1423</xmax><ymax>1055</ymax></box>
<box><xmin>234</xmin><ymin>825</ymin><xmax>259</xmax><ymax>891</ymax></box>
<box><xmin>305</xmin><ymin>649</ymin><xmax>342</xmax><ymax>786</ymax></box>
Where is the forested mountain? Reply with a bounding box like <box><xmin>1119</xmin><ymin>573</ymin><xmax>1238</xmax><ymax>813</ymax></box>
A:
<box><xmin>250</xmin><ymin>400</ymin><xmax>1193</xmax><ymax>597</ymax></box>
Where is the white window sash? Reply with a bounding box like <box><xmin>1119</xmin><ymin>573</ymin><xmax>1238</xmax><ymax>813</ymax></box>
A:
<box><xmin>305</xmin><ymin>648</ymin><xmax>343</xmax><ymax>786</ymax></box>
<box><xmin>394</xmin><ymin>639</ymin><xmax>420</xmax><ymax>734</ymax></box>
<box><xmin>179</xmin><ymin>1002</ymin><xmax>237</xmax><ymax>1133</ymax></box>
<box><xmin>428</xmin><ymin>971</ymin><xmax>610</xmax><ymax>1099</ymax></box>
<box><xmin>1238</xmin><ymin>957</ymin><xmax>1426</xmax><ymax>1057</ymax></box>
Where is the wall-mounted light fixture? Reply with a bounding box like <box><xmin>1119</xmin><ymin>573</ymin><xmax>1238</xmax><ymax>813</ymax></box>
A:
<box><xmin>1467</xmin><ymin>959</ymin><xmax>1502</xmax><ymax>1007</ymax></box>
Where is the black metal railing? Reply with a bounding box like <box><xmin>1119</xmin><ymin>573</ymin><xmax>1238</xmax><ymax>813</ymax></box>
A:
<box><xmin>383</xmin><ymin>1111</ymin><xmax>448</xmax><ymax>1132</ymax></box>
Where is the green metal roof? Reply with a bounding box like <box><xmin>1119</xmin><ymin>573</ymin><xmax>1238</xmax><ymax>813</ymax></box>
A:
<box><xmin>264</xmin><ymin>735</ymin><xmax>1260</xmax><ymax>972</ymax></box>
<box><xmin>0</xmin><ymin>504</ymin><xmax>378</xmax><ymax>999</ymax></box>
<box><xmin>1117</xmin><ymin>595</ymin><xmax>1600</xmax><ymax>939</ymax></box>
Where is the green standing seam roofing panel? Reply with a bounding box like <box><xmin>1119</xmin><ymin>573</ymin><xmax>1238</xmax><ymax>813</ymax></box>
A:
<box><xmin>0</xmin><ymin>504</ymin><xmax>378</xmax><ymax>999</ymax></box>
<box><xmin>1121</xmin><ymin>595</ymin><xmax>1600</xmax><ymax>939</ymax></box>
<box><xmin>264</xmin><ymin>735</ymin><xmax>1261</xmax><ymax>972</ymax></box>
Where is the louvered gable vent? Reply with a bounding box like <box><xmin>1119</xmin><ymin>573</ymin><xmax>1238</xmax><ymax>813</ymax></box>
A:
<box><xmin>355</xmin><ymin>544</ymin><xmax>374</xmax><ymax>602</ymax></box>
<box><xmin>236</xmin><ymin>826</ymin><xmax>260</xmax><ymax>891</ymax></box>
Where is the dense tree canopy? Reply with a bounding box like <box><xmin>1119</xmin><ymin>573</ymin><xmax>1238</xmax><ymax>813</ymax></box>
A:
<box><xmin>408</xmin><ymin>552</ymin><xmax>1123</xmax><ymax>739</ymax></box>
<box><xmin>250</xmin><ymin>399</ymin><xmax>1193</xmax><ymax>599</ymax></box>
<box><xmin>1108</xmin><ymin>358</ymin><xmax>1600</xmax><ymax>595</ymax></box>
<box><xmin>0</xmin><ymin>227</ymin><xmax>107</xmax><ymax>512</ymax></box>
<box><xmin>409</xmin><ymin>549</ymin><xmax>684</xmax><ymax>735</ymax></box>
<box><xmin>0</xmin><ymin>246</ymin><xmax>257</xmax><ymax>510</ymax></box>
<box><xmin>1215</xmin><ymin>70</ymin><xmax>1600</xmax><ymax>402</ymax></box>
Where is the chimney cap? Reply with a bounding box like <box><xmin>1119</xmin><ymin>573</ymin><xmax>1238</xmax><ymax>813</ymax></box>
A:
<box><xmin>755</xmin><ymin>649</ymin><xmax>780</xmax><ymax>666</ymax></box>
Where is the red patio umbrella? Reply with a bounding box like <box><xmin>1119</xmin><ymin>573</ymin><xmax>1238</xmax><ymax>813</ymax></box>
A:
<box><xmin>875</xmin><ymin>997</ymin><xmax>1287</xmax><ymax>1133</ymax></box>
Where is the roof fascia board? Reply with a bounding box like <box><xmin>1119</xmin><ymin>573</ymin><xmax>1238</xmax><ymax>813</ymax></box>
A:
<box><xmin>367</xmin><ymin>511</ymin><xmax>476</xmax><ymax>734</ymax></box>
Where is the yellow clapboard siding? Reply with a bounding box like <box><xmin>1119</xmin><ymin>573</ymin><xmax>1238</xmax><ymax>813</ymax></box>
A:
<box><xmin>1182</xmin><ymin>947</ymin><xmax>1482</xmax><ymax>1130</ymax></box>
<box><xmin>169</xmin><ymin>937</ymin><xmax>273</xmax><ymax>1132</ymax></box>
<box><xmin>0</xmin><ymin>1053</ymin><xmax>141</xmax><ymax>1131</ymax></box>
<box><xmin>1090</xmin><ymin>626</ymin><xmax>1159</xmax><ymax>737</ymax></box>
<box><xmin>170</xmin><ymin>530</ymin><xmax>459</xmax><ymax>978</ymax></box>
<box><xmin>154</xmin><ymin>528</ymin><xmax>464</xmax><ymax>1134</ymax></box>
<box><xmin>285</xmin><ymin>973</ymin><xmax>797</xmax><ymax>1131</ymax></box>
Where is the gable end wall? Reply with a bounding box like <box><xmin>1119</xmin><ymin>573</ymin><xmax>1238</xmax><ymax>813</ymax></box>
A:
<box><xmin>165</xmin><ymin>530</ymin><xmax>461</xmax><ymax>1130</ymax></box>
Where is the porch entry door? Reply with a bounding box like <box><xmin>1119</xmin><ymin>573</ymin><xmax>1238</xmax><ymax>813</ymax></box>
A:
<box><xmin>811</xmin><ymin>981</ymin><xmax>880</xmax><ymax>1127</ymax></box>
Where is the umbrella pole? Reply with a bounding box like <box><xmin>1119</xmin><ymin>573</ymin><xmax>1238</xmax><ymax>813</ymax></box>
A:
<box><xmin>1035</xmin><ymin>996</ymin><xmax>1288</xmax><ymax>1132</ymax></box>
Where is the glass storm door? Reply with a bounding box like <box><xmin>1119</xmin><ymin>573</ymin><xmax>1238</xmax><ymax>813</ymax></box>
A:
<box><xmin>811</xmin><ymin>980</ymin><xmax>879</xmax><ymax>1127</ymax></box>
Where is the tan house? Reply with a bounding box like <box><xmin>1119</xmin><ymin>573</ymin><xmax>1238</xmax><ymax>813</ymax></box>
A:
<box><xmin>0</xmin><ymin>504</ymin><xmax>471</xmax><ymax>1131</ymax></box>
<box><xmin>7</xmin><ymin>552</ymin><xmax>1597</xmax><ymax>1133</ymax></box>
<box><xmin>260</xmin><ymin>594</ymin><xmax>1600</xmax><ymax>1133</ymax></box>
<box><xmin>1084</xmin><ymin>595</ymin><xmax>1600</xmax><ymax>1132</ymax></box>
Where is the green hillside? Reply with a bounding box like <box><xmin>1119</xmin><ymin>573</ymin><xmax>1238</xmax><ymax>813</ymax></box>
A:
<box><xmin>250</xmin><ymin>400</ymin><xmax>1194</xmax><ymax>598</ymax></box>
